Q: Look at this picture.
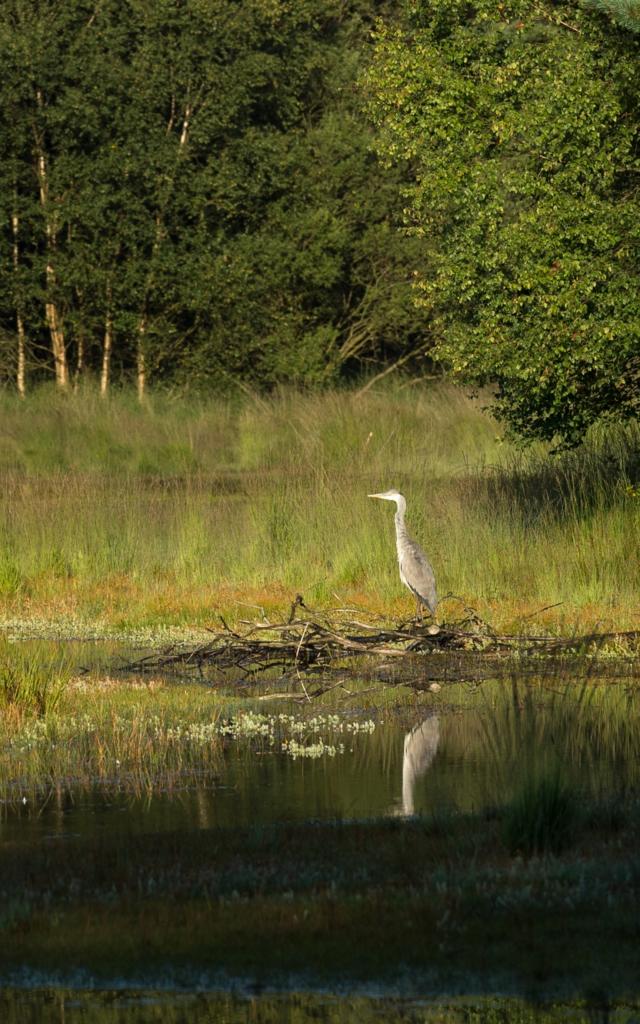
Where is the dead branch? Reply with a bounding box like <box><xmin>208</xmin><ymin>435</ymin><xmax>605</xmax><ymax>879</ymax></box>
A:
<box><xmin>118</xmin><ymin>599</ymin><xmax>640</xmax><ymax>682</ymax></box>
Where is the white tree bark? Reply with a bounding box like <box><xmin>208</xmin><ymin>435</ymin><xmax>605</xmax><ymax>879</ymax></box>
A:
<box><xmin>11</xmin><ymin>207</ymin><xmax>26</xmax><ymax>398</ymax></box>
<box><xmin>136</xmin><ymin>319</ymin><xmax>146</xmax><ymax>402</ymax></box>
<box><xmin>34</xmin><ymin>89</ymin><xmax>68</xmax><ymax>388</ymax></box>
<box><xmin>74</xmin><ymin>330</ymin><xmax>84</xmax><ymax>389</ymax></box>
<box><xmin>100</xmin><ymin>298</ymin><xmax>113</xmax><ymax>397</ymax></box>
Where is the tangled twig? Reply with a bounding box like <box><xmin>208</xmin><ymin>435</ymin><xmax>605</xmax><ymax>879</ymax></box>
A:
<box><xmin>119</xmin><ymin>598</ymin><xmax>640</xmax><ymax>681</ymax></box>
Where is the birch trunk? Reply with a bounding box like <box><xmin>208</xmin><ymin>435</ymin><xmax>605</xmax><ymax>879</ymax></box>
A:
<box><xmin>134</xmin><ymin>103</ymin><xmax>192</xmax><ymax>402</ymax></box>
<box><xmin>100</xmin><ymin>303</ymin><xmax>113</xmax><ymax>397</ymax></box>
<box><xmin>11</xmin><ymin>207</ymin><xmax>26</xmax><ymax>398</ymax></box>
<box><xmin>74</xmin><ymin>331</ymin><xmax>84</xmax><ymax>389</ymax></box>
<box><xmin>34</xmin><ymin>90</ymin><xmax>68</xmax><ymax>388</ymax></box>
<box><xmin>16</xmin><ymin>321</ymin><xmax>26</xmax><ymax>399</ymax></box>
<box><xmin>137</xmin><ymin>320</ymin><xmax>146</xmax><ymax>402</ymax></box>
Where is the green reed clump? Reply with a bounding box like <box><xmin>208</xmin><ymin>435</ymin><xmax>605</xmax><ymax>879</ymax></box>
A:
<box><xmin>502</xmin><ymin>769</ymin><xmax>580</xmax><ymax>857</ymax></box>
<box><xmin>0</xmin><ymin>683</ymin><xmax>226</xmax><ymax>803</ymax></box>
<box><xmin>0</xmin><ymin>639</ymin><xmax>70</xmax><ymax>716</ymax></box>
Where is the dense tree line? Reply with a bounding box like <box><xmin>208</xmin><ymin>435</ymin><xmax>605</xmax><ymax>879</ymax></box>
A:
<box><xmin>367</xmin><ymin>0</ymin><xmax>640</xmax><ymax>443</ymax></box>
<box><xmin>0</xmin><ymin>0</ymin><xmax>430</xmax><ymax>397</ymax></box>
<box><xmin>1</xmin><ymin>0</ymin><xmax>638</xmax><ymax>445</ymax></box>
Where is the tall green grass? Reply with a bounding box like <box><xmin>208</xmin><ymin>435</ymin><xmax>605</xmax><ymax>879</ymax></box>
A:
<box><xmin>0</xmin><ymin>638</ymin><xmax>71</xmax><ymax>716</ymax></box>
<box><xmin>0</xmin><ymin>680</ymin><xmax>224</xmax><ymax>804</ymax></box>
<box><xmin>0</xmin><ymin>383</ymin><xmax>638</xmax><ymax>628</ymax></box>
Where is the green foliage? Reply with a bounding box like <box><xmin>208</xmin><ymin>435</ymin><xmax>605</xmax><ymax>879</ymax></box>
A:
<box><xmin>585</xmin><ymin>0</ymin><xmax>640</xmax><ymax>32</ymax></box>
<box><xmin>367</xmin><ymin>1</ymin><xmax>640</xmax><ymax>444</ymax></box>
<box><xmin>0</xmin><ymin>0</ymin><xmax>429</xmax><ymax>392</ymax></box>
<box><xmin>0</xmin><ymin>638</ymin><xmax>70</xmax><ymax>716</ymax></box>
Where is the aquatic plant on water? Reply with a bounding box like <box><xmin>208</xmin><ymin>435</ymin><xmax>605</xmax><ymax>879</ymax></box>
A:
<box><xmin>219</xmin><ymin>711</ymin><xmax>375</xmax><ymax>758</ymax></box>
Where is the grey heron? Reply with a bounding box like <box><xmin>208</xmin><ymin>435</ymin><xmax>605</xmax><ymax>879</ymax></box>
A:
<box><xmin>369</xmin><ymin>489</ymin><xmax>437</xmax><ymax>618</ymax></box>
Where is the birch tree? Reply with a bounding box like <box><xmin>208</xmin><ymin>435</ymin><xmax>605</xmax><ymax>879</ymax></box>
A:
<box><xmin>0</xmin><ymin>0</ymin><xmax>432</xmax><ymax>393</ymax></box>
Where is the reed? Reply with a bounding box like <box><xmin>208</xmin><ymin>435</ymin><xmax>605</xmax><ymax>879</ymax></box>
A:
<box><xmin>0</xmin><ymin>383</ymin><xmax>638</xmax><ymax>631</ymax></box>
<box><xmin>0</xmin><ymin>678</ymin><xmax>225</xmax><ymax>804</ymax></box>
<box><xmin>0</xmin><ymin>638</ymin><xmax>71</xmax><ymax>717</ymax></box>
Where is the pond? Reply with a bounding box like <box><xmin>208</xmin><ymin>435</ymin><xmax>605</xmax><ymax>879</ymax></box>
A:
<box><xmin>3</xmin><ymin>669</ymin><xmax>638</xmax><ymax>841</ymax></box>
<box><xmin>2</xmin><ymin>642</ymin><xmax>640</xmax><ymax>1017</ymax></box>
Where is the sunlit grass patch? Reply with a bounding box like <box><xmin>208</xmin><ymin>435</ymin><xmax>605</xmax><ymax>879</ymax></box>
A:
<box><xmin>0</xmin><ymin>639</ymin><xmax>71</xmax><ymax>717</ymax></box>
<box><xmin>0</xmin><ymin>384</ymin><xmax>638</xmax><ymax>633</ymax></box>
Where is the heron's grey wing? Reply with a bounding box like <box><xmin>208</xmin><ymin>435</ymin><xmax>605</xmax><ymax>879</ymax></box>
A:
<box><xmin>399</xmin><ymin>537</ymin><xmax>437</xmax><ymax>611</ymax></box>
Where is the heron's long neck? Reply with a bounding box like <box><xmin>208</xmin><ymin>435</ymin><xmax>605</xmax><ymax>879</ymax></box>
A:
<box><xmin>394</xmin><ymin>499</ymin><xmax>410</xmax><ymax>553</ymax></box>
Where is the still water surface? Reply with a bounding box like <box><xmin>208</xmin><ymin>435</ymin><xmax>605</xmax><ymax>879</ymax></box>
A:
<box><xmin>4</xmin><ymin>649</ymin><xmax>640</xmax><ymax>1021</ymax></box>
<box><xmin>4</xmin><ymin>671</ymin><xmax>639</xmax><ymax>844</ymax></box>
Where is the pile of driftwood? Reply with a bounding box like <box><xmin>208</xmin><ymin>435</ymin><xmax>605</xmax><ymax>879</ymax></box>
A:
<box><xmin>121</xmin><ymin>595</ymin><xmax>640</xmax><ymax>683</ymax></box>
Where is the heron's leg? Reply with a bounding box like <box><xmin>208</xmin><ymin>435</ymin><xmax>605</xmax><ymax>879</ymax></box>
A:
<box><xmin>415</xmin><ymin>597</ymin><xmax>422</xmax><ymax>622</ymax></box>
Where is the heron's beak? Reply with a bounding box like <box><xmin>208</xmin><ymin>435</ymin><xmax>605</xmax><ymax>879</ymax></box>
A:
<box><xmin>368</xmin><ymin>493</ymin><xmax>384</xmax><ymax>499</ymax></box>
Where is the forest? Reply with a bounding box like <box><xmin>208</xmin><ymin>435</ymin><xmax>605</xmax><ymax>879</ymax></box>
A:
<box><xmin>0</xmin><ymin>0</ymin><xmax>638</xmax><ymax>444</ymax></box>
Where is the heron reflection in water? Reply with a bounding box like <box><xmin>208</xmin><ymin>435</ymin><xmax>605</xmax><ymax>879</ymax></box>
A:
<box><xmin>400</xmin><ymin>716</ymin><xmax>440</xmax><ymax>816</ymax></box>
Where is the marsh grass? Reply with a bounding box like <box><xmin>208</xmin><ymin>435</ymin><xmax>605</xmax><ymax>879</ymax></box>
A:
<box><xmin>0</xmin><ymin>638</ymin><xmax>71</xmax><ymax>716</ymax></box>
<box><xmin>0</xmin><ymin>992</ymin><xmax>615</xmax><ymax>1024</ymax></box>
<box><xmin>2</xmin><ymin>671</ymin><xmax>640</xmax><ymax>993</ymax></box>
<box><xmin>0</xmin><ymin>383</ymin><xmax>638</xmax><ymax>630</ymax></box>
<box><xmin>0</xmin><ymin>681</ymin><xmax>380</xmax><ymax>805</ymax></box>
<box><xmin>2</xmin><ymin>796</ymin><xmax>640</xmax><ymax>997</ymax></box>
<box><xmin>0</xmin><ymin>682</ymin><xmax>224</xmax><ymax>803</ymax></box>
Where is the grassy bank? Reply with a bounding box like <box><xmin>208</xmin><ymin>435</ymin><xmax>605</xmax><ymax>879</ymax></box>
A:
<box><xmin>5</xmin><ymin>991</ymin><xmax>638</xmax><ymax>1024</ymax></box>
<box><xmin>0</xmin><ymin>384</ymin><xmax>638</xmax><ymax>633</ymax></box>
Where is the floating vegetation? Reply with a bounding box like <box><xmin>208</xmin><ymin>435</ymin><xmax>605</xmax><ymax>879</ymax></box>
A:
<box><xmin>282</xmin><ymin>738</ymin><xmax>343</xmax><ymax>759</ymax></box>
<box><xmin>219</xmin><ymin>710</ymin><xmax>376</xmax><ymax>759</ymax></box>
<box><xmin>0</xmin><ymin>683</ymin><xmax>379</xmax><ymax>807</ymax></box>
<box><xmin>220</xmin><ymin>710</ymin><xmax>375</xmax><ymax>743</ymax></box>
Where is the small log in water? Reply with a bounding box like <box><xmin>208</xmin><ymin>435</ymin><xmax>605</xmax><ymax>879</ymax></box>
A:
<box><xmin>119</xmin><ymin>595</ymin><xmax>640</xmax><ymax>681</ymax></box>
